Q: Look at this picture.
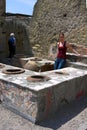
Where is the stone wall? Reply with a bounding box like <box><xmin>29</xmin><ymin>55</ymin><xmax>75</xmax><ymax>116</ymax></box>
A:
<box><xmin>0</xmin><ymin>0</ymin><xmax>87</xmax><ymax>59</ymax></box>
<box><xmin>0</xmin><ymin>0</ymin><xmax>34</xmax><ymax>59</ymax></box>
<box><xmin>0</xmin><ymin>0</ymin><xmax>5</xmax><ymax>16</ymax></box>
<box><xmin>0</xmin><ymin>16</ymin><xmax>33</xmax><ymax>59</ymax></box>
<box><xmin>29</xmin><ymin>0</ymin><xmax>87</xmax><ymax>57</ymax></box>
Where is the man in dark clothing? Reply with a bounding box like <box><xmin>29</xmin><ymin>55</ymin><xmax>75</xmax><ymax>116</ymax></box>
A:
<box><xmin>8</xmin><ymin>33</ymin><xmax>16</xmax><ymax>58</ymax></box>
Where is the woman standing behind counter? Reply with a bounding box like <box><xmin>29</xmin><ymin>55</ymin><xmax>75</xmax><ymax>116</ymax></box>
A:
<box><xmin>54</xmin><ymin>32</ymin><xmax>80</xmax><ymax>69</ymax></box>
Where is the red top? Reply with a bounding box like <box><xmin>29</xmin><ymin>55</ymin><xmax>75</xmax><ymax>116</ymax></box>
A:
<box><xmin>57</xmin><ymin>41</ymin><xmax>67</xmax><ymax>59</ymax></box>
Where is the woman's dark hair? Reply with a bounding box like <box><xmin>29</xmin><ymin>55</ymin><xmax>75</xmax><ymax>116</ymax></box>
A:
<box><xmin>59</xmin><ymin>32</ymin><xmax>64</xmax><ymax>37</ymax></box>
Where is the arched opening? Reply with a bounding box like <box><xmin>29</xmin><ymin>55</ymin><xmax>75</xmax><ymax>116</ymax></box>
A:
<box><xmin>0</xmin><ymin>0</ymin><xmax>38</xmax><ymax>60</ymax></box>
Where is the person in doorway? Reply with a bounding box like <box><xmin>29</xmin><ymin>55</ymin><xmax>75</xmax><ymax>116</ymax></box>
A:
<box><xmin>8</xmin><ymin>33</ymin><xmax>16</xmax><ymax>58</ymax></box>
<box><xmin>54</xmin><ymin>32</ymin><xmax>80</xmax><ymax>69</ymax></box>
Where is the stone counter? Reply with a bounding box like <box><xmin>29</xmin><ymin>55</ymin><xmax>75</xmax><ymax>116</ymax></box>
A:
<box><xmin>0</xmin><ymin>63</ymin><xmax>87</xmax><ymax>123</ymax></box>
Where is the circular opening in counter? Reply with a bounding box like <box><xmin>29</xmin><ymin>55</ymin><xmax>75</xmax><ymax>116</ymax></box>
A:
<box><xmin>27</xmin><ymin>75</ymin><xmax>50</xmax><ymax>82</ymax></box>
<box><xmin>2</xmin><ymin>68</ymin><xmax>25</xmax><ymax>74</ymax></box>
<box><xmin>0</xmin><ymin>64</ymin><xmax>5</xmax><ymax>68</ymax></box>
<box><xmin>30</xmin><ymin>57</ymin><xmax>42</xmax><ymax>61</ymax></box>
<box><xmin>55</xmin><ymin>71</ymin><xmax>69</xmax><ymax>75</ymax></box>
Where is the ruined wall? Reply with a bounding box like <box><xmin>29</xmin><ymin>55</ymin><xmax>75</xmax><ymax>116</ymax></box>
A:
<box><xmin>0</xmin><ymin>0</ymin><xmax>5</xmax><ymax>16</ymax></box>
<box><xmin>0</xmin><ymin>0</ymin><xmax>87</xmax><ymax>59</ymax></box>
<box><xmin>0</xmin><ymin>0</ymin><xmax>33</xmax><ymax>59</ymax></box>
<box><xmin>0</xmin><ymin>17</ymin><xmax>7</xmax><ymax>58</ymax></box>
<box><xmin>29</xmin><ymin>0</ymin><xmax>87</xmax><ymax>57</ymax></box>
<box><xmin>0</xmin><ymin>16</ymin><xmax>33</xmax><ymax>59</ymax></box>
<box><xmin>6</xmin><ymin>17</ymin><xmax>33</xmax><ymax>56</ymax></box>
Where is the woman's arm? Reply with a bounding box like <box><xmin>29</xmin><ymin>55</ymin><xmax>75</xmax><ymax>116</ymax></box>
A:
<box><xmin>66</xmin><ymin>42</ymin><xmax>80</xmax><ymax>55</ymax></box>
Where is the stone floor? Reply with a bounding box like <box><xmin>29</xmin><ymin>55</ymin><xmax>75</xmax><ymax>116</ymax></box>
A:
<box><xmin>0</xmin><ymin>96</ymin><xmax>87</xmax><ymax>130</ymax></box>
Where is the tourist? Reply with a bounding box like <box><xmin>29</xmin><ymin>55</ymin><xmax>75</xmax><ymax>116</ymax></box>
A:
<box><xmin>8</xmin><ymin>33</ymin><xmax>16</xmax><ymax>58</ymax></box>
<box><xmin>54</xmin><ymin>32</ymin><xmax>80</xmax><ymax>69</ymax></box>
